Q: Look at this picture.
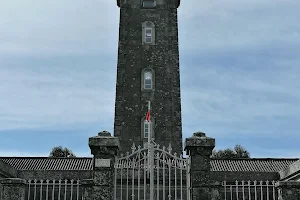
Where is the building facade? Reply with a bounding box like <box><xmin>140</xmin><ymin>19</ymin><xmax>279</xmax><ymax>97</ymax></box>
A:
<box><xmin>114</xmin><ymin>0</ymin><xmax>183</xmax><ymax>154</ymax></box>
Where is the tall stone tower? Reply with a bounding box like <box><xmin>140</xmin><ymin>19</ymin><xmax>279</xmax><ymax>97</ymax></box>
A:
<box><xmin>114</xmin><ymin>0</ymin><xmax>182</xmax><ymax>155</ymax></box>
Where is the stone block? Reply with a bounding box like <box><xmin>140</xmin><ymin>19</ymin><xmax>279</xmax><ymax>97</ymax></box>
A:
<box><xmin>0</xmin><ymin>178</ymin><xmax>26</xmax><ymax>200</ymax></box>
<box><xmin>93</xmin><ymin>186</ymin><xmax>112</xmax><ymax>200</ymax></box>
<box><xmin>192</xmin><ymin>187</ymin><xmax>211</xmax><ymax>200</ymax></box>
<box><xmin>192</xmin><ymin>171</ymin><xmax>210</xmax><ymax>186</ymax></box>
<box><xmin>185</xmin><ymin>132</ymin><xmax>215</xmax><ymax>148</ymax></box>
<box><xmin>94</xmin><ymin>171</ymin><xmax>113</xmax><ymax>186</ymax></box>
<box><xmin>191</xmin><ymin>156</ymin><xmax>210</xmax><ymax>171</ymax></box>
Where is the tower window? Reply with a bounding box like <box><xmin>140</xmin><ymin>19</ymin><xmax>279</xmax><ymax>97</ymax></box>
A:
<box><xmin>141</xmin><ymin>68</ymin><xmax>155</xmax><ymax>91</ymax></box>
<box><xmin>145</xmin><ymin>28</ymin><xmax>152</xmax><ymax>43</ymax></box>
<box><xmin>144</xmin><ymin>120</ymin><xmax>149</xmax><ymax>138</ymax></box>
<box><xmin>141</xmin><ymin>117</ymin><xmax>155</xmax><ymax>141</ymax></box>
<box><xmin>144</xmin><ymin>71</ymin><xmax>152</xmax><ymax>89</ymax></box>
<box><xmin>142</xmin><ymin>21</ymin><xmax>155</xmax><ymax>45</ymax></box>
<box><xmin>142</xmin><ymin>0</ymin><xmax>156</xmax><ymax>8</ymax></box>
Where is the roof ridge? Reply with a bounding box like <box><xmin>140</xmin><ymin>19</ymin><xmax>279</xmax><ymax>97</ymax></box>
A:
<box><xmin>0</xmin><ymin>157</ymin><xmax>93</xmax><ymax>159</ymax></box>
<box><xmin>211</xmin><ymin>158</ymin><xmax>299</xmax><ymax>160</ymax></box>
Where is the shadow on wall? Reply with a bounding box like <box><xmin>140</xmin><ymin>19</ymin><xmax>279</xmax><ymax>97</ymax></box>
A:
<box><xmin>0</xmin><ymin>182</ymin><xmax>2</xmax><ymax>200</ymax></box>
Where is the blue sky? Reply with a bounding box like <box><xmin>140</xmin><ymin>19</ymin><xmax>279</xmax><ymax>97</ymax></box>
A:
<box><xmin>0</xmin><ymin>0</ymin><xmax>300</xmax><ymax>158</ymax></box>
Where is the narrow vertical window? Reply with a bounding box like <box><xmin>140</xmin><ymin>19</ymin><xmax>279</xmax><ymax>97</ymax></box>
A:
<box><xmin>141</xmin><ymin>117</ymin><xmax>154</xmax><ymax>140</ymax></box>
<box><xmin>144</xmin><ymin>71</ymin><xmax>152</xmax><ymax>89</ymax></box>
<box><xmin>145</xmin><ymin>28</ymin><xmax>152</xmax><ymax>43</ymax></box>
<box><xmin>142</xmin><ymin>21</ymin><xmax>155</xmax><ymax>45</ymax></box>
<box><xmin>144</xmin><ymin>120</ymin><xmax>149</xmax><ymax>138</ymax></box>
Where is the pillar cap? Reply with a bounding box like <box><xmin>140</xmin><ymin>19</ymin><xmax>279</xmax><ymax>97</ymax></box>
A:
<box><xmin>89</xmin><ymin>131</ymin><xmax>120</xmax><ymax>156</ymax></box>
<box><xmin>89</xmin><ymin>131</ymin><xmax>120</xmax><ymax>147</ymax></box>
<box><xmin>98</xmin><ymin>130</ymin><xmax>112</xmax><ymax>137</ymax></box>
<box><xmin>184</xmin><ymin>131</ymin><xmax>215</xmax><ymax>150</ymax></box>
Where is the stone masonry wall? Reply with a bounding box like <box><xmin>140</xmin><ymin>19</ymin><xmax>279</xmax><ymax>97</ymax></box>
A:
<box><xmin>0</xmin><ymin>159</ymin><xmax>17</xmax><ymax>178</ymax></box>
<box><xmin>17</xmin><ymin>170</ymin><xmax>92</xmax><ymax>180</ymax></box>
<box><xmin>211</xmin><ymin>171</ymin><xmax>280</xmax><ymax>182</ymax></box>
<box><xmin>114</xmin><ymin>1</ymin><xmax>183</xmax><ymax>155</ymax></box>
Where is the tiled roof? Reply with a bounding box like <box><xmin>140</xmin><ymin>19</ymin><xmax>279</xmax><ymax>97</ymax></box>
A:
<box><xmin>279</xmin><ymin>160</ymin><xmax>300</xmax><ymax>180</ymax></box>
<box><xmin>0</xmin><ymin>157</ymin><xmax>93</xmax><ymax>170</ymax></box>
<box><xmin>211</xmin><ymin>158</ymin><xmax>299</xmax><ymax>172</ymax></box>
<box><xmin>0</xmin><ymin>157</ymin><xmax>298</xmax><ymax>172</ymax></box>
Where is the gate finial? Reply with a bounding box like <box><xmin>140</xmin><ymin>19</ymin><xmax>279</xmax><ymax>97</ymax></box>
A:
<box><xmin>131</xmin><ymin>143</ymin><xmax>136</xmax><ymax>153</ymax></box>
<box><xmin>167</xmin><ymin>143</ymin><xmax>172</xmax><ymax>153</ymax></box>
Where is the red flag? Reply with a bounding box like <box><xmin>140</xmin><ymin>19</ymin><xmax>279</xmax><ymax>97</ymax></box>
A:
<box><xmin>146</xmin><ymin>101</ymin><xmax>151</xmax><ymax>122</ymax></box>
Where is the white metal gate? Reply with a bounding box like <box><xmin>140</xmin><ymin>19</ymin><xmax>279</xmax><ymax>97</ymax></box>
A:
<box><xmin>114</xmin><ymin>139</ymin><xmax>191</xmax><ymax>200</ymax></box>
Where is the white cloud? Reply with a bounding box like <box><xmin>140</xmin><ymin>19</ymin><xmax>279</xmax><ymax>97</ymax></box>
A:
<box><xmin>179</xmin><ymin>0</ymin><xmax>300</xmax><ymax>52</ymax></box>
<box><xmin>0</xmin><ymin>66</ymin><xmax>115</xmax><ymax>130</ymax></box>
<box><xmin>1</xmin><ymin>0</ymin><xmax>299</xmax><ymax>55</ymax></box>
<box><xmin>0</xmin><ymin>0</ymin><xmax>119</xmax><ymax>55</ymax></box>
<box><xmin>250</xmin><ymin>147</ymin><xmax>300</xmax><ymax>158</ymax></box>
<box><xmin>181</xmin><ymin>65</ymin><xmax>300</xmax><ymax>137</ymax></box>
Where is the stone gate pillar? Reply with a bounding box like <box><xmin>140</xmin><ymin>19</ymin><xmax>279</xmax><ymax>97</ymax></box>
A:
<box><xmin>0</xmin><ymin>178</ymin><xmax>26</xmax><ymax>200</ymax></box>
<box><xmin>275</xmin><ymin>181</ymin><xmax>300</xmax><ymax>200</ymax></box>
<box><xmin>184</xmin><ymin>132</ymin><xmax>215</xmax><ymax>200</ymax></box>
<box><xmin>82</xmin><ymin>131</ymin><xmax>120</xmax><ymax>200</ymax></box>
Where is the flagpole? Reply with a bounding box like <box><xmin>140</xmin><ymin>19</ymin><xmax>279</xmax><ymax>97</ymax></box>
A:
<box><xmin>147</xmin><ymin>100</ymin><xmax>154</xmax><ymax>200</ymax></box>
<box><xmin>147</xmin><ymin>100</ymin><xmax>151</xmax><ymax>145</ymax></box>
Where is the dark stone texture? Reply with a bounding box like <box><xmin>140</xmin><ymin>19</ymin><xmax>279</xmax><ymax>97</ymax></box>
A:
<box><xmin>98</xmin><ymin>131</ymin><xmax>112</xmax><ymax>137</ymax></box>
<box><xmin>192</xmin><ymin>171</ymin><xmax>210</xmax><ymax>186</ymax></box>
<box><xmin>192</xmin><ymin>187</ymin><xmax>211</xmax><ymax>200</ymax></box>
<box><xmin>17</xmin><ymin>170</ymin><xmax>92</xmax><ymax>180</ymax></box>
<box><xmin>82</xmin><ymin>182</ymin><xmax>112</xmax><ymax>200</ymax></box>
<box><xmin>279</xmin><ymin>160</ymin><xmax>300</xmax><ymax>180</ymax></box>
<box><xmin>117</xmin><ymin>0</ymin><xmax>181</xmax><ymax>8</ymax></box>
<box><xmin>89</xmin><ymin>132</ymin><xmax>120</xmax><ymax>158</ymax></box>
<box><xmin>191</xmin><ymin>156</ymin><xmax>210</xmax><ymax>170</ymax></box>
<box><xmin>0</xmin><ymin>178</ymin><xmax>26</xmax><ymax>200</ymax></box>
<box><xmin>211</xmin><ymin>187</ymin><xmax>221</xmax><ymax>200</ymax></box>
<box><xmin>185</xmin><ymin>132</ymin><xmax>215</xmax><ymax>152</ymax></box>
<box><xmin>114</xmin><ymin>0</ymin><xmax>183</xmax><ymax>155</ymax></box>
<box><xmin>84</xmin><ymin>133</ymin><xmax>119</xmax><ymax>200</ymax></box>
<box><xmin>94</xmin><ymin>170</ymin><xmax>113</xmax><ymax>186</ymax></box>
<box><xmin>82</xmin><ymin>179</ymin><xmax>94</xmax><ymax>200</ymax></box>
<box><xmin>0</xmin><ymin>159</ymin><xmax>17</xmax><ymax>178</ymax></box>
<box><xmin>93</xmin><ymin>186</ymin><xmax>112</xmax><ymax>200</ymax></box>
<box><xmin>185</xmin><ymin>132</ymin><xmax>215</xmax><ymax>200</ymax></box>
<box><xmin>210</xmin><ymin>171</ymin><xmax>280</xmax><ymax>182</ymax></box>
<box><xmin>193</xmin><ymin>131</ymin><xmax>206</xmax><ymax>137</ymax></box>
<box><xmin>276</xmin><ymin>181</ymin><xmax>300</xmax><ymax>200</ymax></box>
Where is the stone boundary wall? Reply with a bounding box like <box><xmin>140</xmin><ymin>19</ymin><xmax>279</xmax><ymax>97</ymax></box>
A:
<box><xmin>211</xmin><ymin>171</ymin><xmax>280</xmax><ymax>182</ymax></box>
<box><xmin>279</xmin><ymin>160</ymin><xmax>300</xmax><ymax>180</ymax></box>
<box><xmin>0</xmin><ymin>159</ymin><xmax>17</xmax><ymax>178</ymax></box>
<box><xmin>0</xmin><ymin>182</ymin><xmax>2</xmax><ymax>200</ymax></box>
<box><xmin>17</xmin><ymin>170</ymin><xmax>92</xmax><ymax>180</ymax></box>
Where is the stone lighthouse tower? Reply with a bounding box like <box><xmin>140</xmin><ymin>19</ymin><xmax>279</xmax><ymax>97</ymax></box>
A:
<box><xmin>114</xmin><ymin>0</ymin><xmax>182</xmax><ymax>155</ymax></box>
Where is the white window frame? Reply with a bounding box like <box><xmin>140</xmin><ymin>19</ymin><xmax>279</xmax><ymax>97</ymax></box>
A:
<box><xmin>144</xmin><ymin>120</ymin><xmax>149</xmax><ymax>138</ymax></box>
<box><xmin>141</xmin><ymin>117</ymin><xmax>154</xmax><ymax>140</ymax></box>
<box><xmin>145</xmin><ymin>28</ymin><xmax>152</xmax><ymax>43</ymax></box>
<box><xmin>144</xmin><ymin>71</ymin><xmax>152</xmax><ymax>89</ymax></box>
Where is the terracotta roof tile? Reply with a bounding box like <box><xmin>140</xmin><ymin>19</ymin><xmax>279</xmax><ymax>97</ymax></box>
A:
<box><xmin>0</xmin><ymin>157</ymin><xmax>298</xmax><ymax>172</ymax></box>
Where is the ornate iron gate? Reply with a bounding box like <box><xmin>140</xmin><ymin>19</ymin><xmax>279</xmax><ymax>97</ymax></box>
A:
<box><xmin>114</xmin><ymin>139</ymin><xmax>190</xmax><ymax>200</ymax></box>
